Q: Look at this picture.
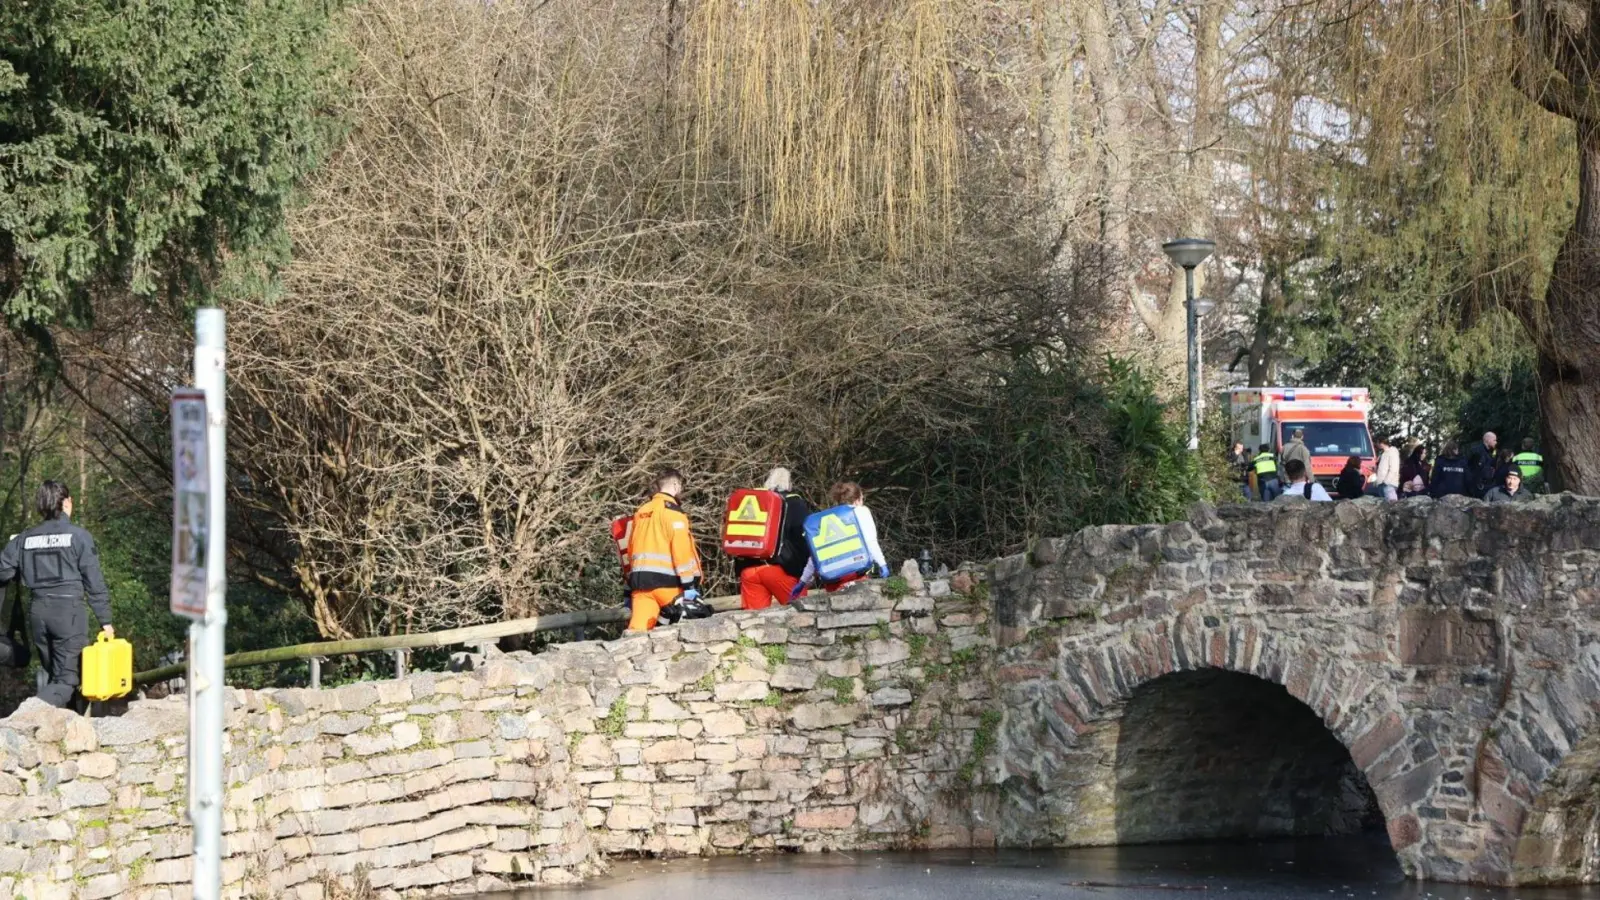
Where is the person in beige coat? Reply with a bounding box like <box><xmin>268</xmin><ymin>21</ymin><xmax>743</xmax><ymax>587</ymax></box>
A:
<box><xmin>1281</xmin><ymin>428</ymin><xmax>1313</xmax><ymax>482</ymax></box>
<box><xmin>1369</xmin><ymin>435</ymin><xmax>1402</xmax><ymax>501</ymax></box>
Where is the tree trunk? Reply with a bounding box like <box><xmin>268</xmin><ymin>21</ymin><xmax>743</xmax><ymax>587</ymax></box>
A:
<box><xmin>1072</xmin><ymin>0</ymin><xmax>1137</xmax><ymax>320</ymax></box>
<box><xmin>1536</xmin><ymin>133</ymin><xmax>1600</xmax><ymax>494</ymax></box>
<box><xmin>1157</xmin><ymin>1</ymin><xmax>1223</xmax><ymax>379</ymax></box>
<box><xmin>1043</xmin><ymin>5</ymin><xmax>1082</xmax><ymax>285</ymax></box>
<box><xmin>1245</xmin><ymin>259</ymin><xmax>1283</xmax><ymax>387</ymax></box>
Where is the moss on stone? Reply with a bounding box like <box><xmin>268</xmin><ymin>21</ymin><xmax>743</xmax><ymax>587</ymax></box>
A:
<box><xmin>599</xmin><ymin>697</ymin><xmax>628</xmax><ymax>737</ymax></box>
<box><xmin>908</xmin><ymin>634</ymin><xmax>929</xmax><ymax>659</ymax></box>
<box><xmin>958</xmin><ymin>708</ymin><xmax>1003</xmax><ymax>784</ymax></box>
<box><xmin>893</xmin><ymin>725</ymin><xmax>916</xmax><ymax>754</ymax></box>
<box><xmin>821</xmin><ymin>676</ymin><xmax>856</xmax><ymax>704</ymax></box>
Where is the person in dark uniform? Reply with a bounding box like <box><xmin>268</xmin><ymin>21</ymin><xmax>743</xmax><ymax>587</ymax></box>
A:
<box><xmin>1430</xmin><ymin>442</ymin><xmax>1470</xmax><ymax>498</ymax></box>
<box><xmin>0</xmin><ymin>481</ymin><xmax>113</xmax><ymax>707</ymax></box>
<box><xmin>1466</xmin><ymin>431</ymin><xmax>1498</xmax><ymax>497</ymax></box>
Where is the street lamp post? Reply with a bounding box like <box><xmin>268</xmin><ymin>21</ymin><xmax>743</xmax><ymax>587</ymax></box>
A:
<box><xmin>1193</xmin><ymin>296</ymin><xmax>1215</xmax><ymax>423</ymax></box>
<box><xmin>1162</xmin><ymin>238</ymin><xmax>1216</xmax><ymax>452</ymax></box>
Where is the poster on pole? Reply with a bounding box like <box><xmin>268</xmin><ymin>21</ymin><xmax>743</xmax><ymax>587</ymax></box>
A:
<box><xmin>171</xmin><ymin>389</ymin><xmax>210</xmax><ymax>619</ymax></box>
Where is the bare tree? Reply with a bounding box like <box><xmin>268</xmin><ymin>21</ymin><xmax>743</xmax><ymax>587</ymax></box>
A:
<box><xmin>215</xmin><ymin>0</ymin><xmax>1048</xmax><ymax>638</ymax></box>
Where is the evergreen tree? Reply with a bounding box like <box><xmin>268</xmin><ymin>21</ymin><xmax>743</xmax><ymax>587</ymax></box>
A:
<box><xmin>0</xmin><ymin>0</ymin><xmax>343</xmax><ymax>326</ymax></box>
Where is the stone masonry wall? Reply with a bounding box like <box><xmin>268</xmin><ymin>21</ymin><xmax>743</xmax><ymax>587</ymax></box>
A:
<box><xmin>0</xmin><ymin>577</ymin><xmax>995</xmax><ymax>900</ymax></box>
<box><xmin>14</xmin><ymin>495</ymin><xmax>1600</xmax><ymax>895</ymax></box>
<box><xmin>983</xmin><ymin>494</ymin><xmax>1600</xmax><ymax>886</ymax></box>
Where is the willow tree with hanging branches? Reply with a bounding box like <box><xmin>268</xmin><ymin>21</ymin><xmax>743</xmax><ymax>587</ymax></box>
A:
<box><xmin>683</xmin><ymin>0</ymin><xmax>963</xmax><ymax>253</ymax></box>
<box><xmin>1309</xmin><ymin>0</ymin><xmax>1600</xmax><ymax>488</ymax></box>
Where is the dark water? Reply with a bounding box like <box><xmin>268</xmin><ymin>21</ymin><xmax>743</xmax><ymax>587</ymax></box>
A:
<box><xmin>488</xmin><ymin>836</ymin><xmax>1600</xmax><ymax>900</ymax></box>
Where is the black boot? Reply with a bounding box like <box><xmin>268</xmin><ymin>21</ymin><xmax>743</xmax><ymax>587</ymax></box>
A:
<box><xmin>677</xmin><ymin>595</ymin><xmax>714</xmax><ymax>620</ymax></box>
<box><xmin>658</xmin><ymin>601</ymin><xmax>684</xmax><ymax>626</ymax></box>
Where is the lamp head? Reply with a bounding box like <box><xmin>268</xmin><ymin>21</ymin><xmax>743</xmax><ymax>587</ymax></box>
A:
<box><xmin>1162</xmin><ymin>237</ymin><xmax>1216</xmax><ymax>270</ymax></box>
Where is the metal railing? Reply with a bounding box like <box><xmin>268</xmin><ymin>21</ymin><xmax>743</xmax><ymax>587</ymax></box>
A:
<box><xmin>132</xmin><ymin>595</ymin><xmax>742</xmax><ymax>687</ymax></box>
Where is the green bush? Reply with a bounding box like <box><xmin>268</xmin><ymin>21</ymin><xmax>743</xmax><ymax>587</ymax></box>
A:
<box><xmin>871</xmin><ymin>354</ymin><xmax>1201</xmax><ymax>566</ymax></box>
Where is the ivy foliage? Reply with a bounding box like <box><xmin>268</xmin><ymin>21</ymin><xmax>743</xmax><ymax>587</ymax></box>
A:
<box><xmin>0</xmin><ymin>0</ymin><xmax>345</xmax><ymax>326</ymax></box>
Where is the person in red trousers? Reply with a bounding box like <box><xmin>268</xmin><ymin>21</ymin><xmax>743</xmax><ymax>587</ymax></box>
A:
<box><xmin>737</xmin><ymin>467</ymin><xmax>812</xmax><ymax>610</ymax></box>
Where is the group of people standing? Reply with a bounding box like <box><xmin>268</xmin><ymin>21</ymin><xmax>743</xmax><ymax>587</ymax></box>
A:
<box><xmin>618</xmin><ymin>467</ymin><xmax>889</xmax><ymax>632</ymax></box>
<box><xmin>1419</xmin><ymin>431</ymin><xmax>1545</xmax><ymax>502</ymax></box>
<box><xmin>1231</xmin><ymin>430</ymin><xmax>1544</xmax><ymax>504</ymax></box>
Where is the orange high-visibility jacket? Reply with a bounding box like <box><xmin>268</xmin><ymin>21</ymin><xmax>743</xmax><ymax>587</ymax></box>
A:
<box><xmin>627</xmin><ymin>493</ymin><xmax>703</xmax><ymax>593</ymax></box>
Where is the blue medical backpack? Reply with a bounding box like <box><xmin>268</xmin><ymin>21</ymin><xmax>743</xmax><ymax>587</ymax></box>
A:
<box><xmin>802</xmin><ymin>505</ymin><xmax>872</xmax><ymax>583</ymax></box>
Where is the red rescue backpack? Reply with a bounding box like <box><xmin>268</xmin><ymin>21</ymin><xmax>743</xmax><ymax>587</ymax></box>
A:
<box><xmin>611</xmin><ymin>514</ymin><xmax>634</xmax><ymax>584</ymax></box>
<box><xmin>721</xmin><ymin>488</ymin><xmax>785</xmax><ymax>559</ymax></box>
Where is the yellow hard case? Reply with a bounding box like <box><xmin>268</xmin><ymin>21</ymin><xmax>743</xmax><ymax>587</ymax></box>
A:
<box><xmin>81</xmin><ymin>632</ymin><xmax>133</xmax><ymax>701</ymax></box>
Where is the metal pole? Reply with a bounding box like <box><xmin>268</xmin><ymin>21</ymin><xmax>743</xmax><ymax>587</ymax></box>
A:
<box><xmin>1185</xmin><ymin>266</ymin><xmax>1200</xmax><ymax>452</ymax></box>
<box><xmin>1196</xmin><ymin>309</ymin><xmax>1205</xmax><ymax>424</ymax></box>
<box><xmin>191</xmin><ymin>308</ymin><xmax>227</xmax><ymax>900</ymax></box>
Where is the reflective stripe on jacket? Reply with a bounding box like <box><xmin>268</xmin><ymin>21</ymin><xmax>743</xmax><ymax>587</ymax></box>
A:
<box><xmin>626</xmin><ymin>493</ymin><xmax>703</xmax><ymax>593</ymax></box>
<box><xmin>1251</xmin><ymin>453</ymin><xmax>1278</xmax><ymax>476</ymax></box>
<box><xmin>1513</xmin><ymin>451</ymin><xmax>1544</xmax><ymax>480</ymax></box>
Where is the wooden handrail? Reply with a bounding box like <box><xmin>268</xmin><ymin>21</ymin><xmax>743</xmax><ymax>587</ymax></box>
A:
<box><xmin>133</xmin><ymin>594</ymin><xmax>743</xmax><ymax>686</ymax></box>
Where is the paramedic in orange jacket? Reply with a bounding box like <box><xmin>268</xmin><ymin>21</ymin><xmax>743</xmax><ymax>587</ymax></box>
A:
<box><xmin>627</xmin><ymin>469</ymin><xmax>705</xmax><ymax>631</ymax></box>
<box><xmin>737</xmin><ymin>467</ymin><xmax>812</xmax><ymax>610</ymax></box>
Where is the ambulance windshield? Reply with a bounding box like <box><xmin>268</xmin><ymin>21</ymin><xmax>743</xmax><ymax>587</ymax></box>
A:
<box><xmin>1281</xmin><ymin>422</ymin><xmax>1373</xmax><ymax>457</ymax></box>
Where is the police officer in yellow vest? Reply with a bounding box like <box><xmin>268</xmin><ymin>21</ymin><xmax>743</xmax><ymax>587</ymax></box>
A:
<box><xmin>1513</xmin><ymin>438</ymin><xmax>1545</xmax><ymax>492</ymax></box>
<box><xmin>1249</xmin><ymin>444</ymin><xmax>1281</xmax><ymax>501</ymax></box>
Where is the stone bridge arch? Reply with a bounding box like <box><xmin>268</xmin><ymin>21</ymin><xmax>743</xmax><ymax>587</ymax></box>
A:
<box><xmin>1498</xmin><ymin>642</ymin><xmax>1600</xmax><ymax>884</ymax></box>
<box><xmin>984</xmin><ymin>495</ymin><xmax>1600</xmax><ymax>886</ymax></box>
<box><xmin>990</xmin><ymin>615</ymin><xmax>1414</xmax><ymax>865</ymax></box>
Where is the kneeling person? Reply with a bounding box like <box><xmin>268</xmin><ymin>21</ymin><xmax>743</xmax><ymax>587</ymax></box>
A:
<box><xmin>791</xmin><ymin>481</ymin><xmax>891</xmax><ymax>598</ymax></box>
<box><xmin>738</xmin><ymin>468</ymin><xmax>812</xmax><ymax>610</ymax></box>
<box><xmin>627</xmin><ymin>469</ymin><xmax>708</xmax><ymax>631</ymax></box>
<box><xmin>0</xmin><ymin>481</ymin><xmax>113</xmax><ymax>707</ymax></box>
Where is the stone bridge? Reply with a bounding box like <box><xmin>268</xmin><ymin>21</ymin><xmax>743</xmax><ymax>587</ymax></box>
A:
<box><xmin>988</xmin><ymin>494</ymin><xmax>1600</xmax><ymax>885</ymax></box>
<box><xmin>2</xmin><ymin>496</ymin><xmax>1600</xmax><ymax>898</ymax></box>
